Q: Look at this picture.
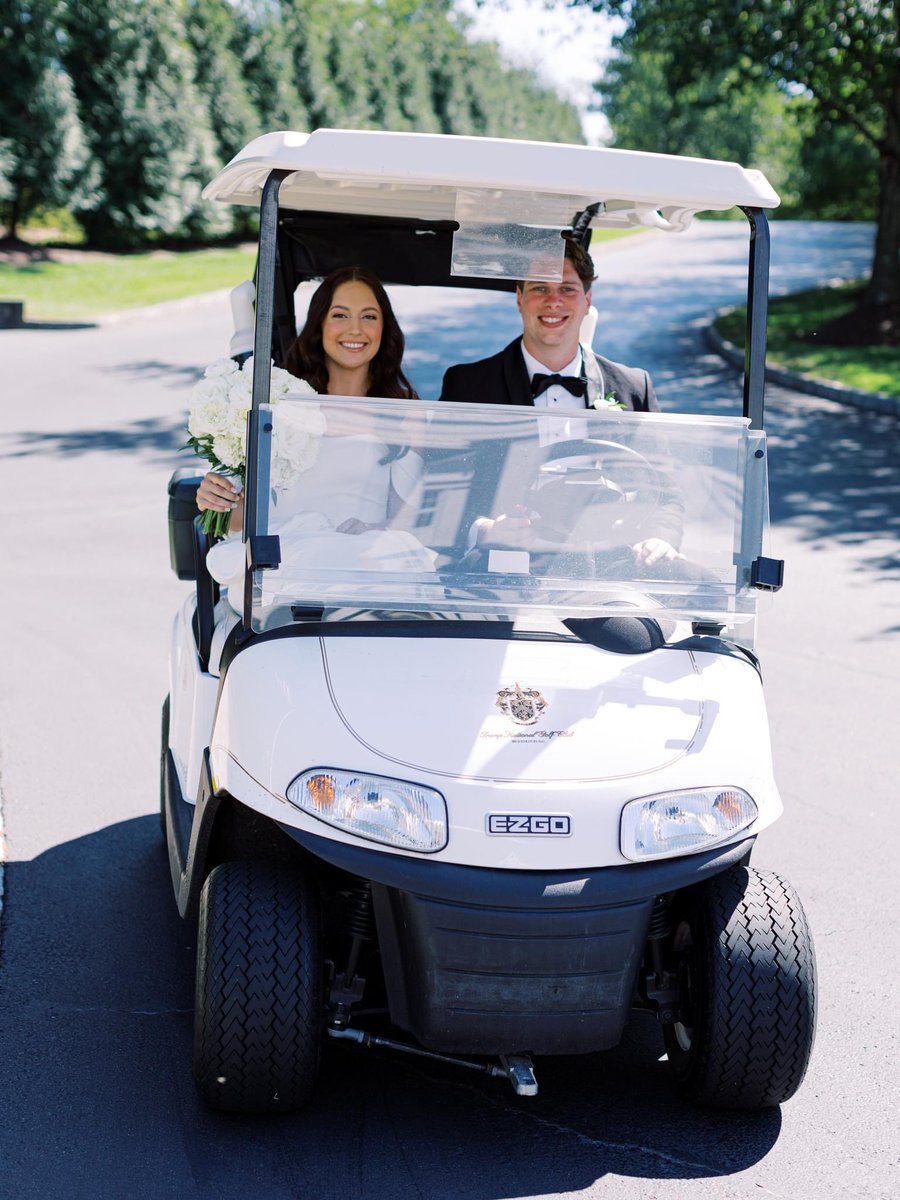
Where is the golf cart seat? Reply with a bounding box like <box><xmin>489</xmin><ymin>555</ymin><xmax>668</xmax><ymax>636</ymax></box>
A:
<box><xmin>167</xmin><ymin>467</ymin><xmax>219</xmax><ymax>669</ymax></box>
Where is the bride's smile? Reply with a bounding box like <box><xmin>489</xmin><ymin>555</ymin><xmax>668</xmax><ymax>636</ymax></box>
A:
<box><xmin>322</xmin><ymin>281</ymin><xmax>384</xmax><ymax>389</ymax></box>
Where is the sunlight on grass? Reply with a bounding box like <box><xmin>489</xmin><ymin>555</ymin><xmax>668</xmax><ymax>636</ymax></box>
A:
<box><xmin>0</xmin><ymin>248</ymin><xmax>258</xmax><ymax>321</ymax></box>
<box><xmin>0</xmin><ymin>234</ymin><xmax>644</xmax><ymax>323</ymax></box>
<box><xmin>717</xmin><ymin>280</ymin><xmax>899</xmax><ymax>397</ymax></box>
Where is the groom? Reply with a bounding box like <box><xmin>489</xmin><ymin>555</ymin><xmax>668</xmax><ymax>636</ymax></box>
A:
<box><xmin>438</xmin><ymin>233</ymin><xmax>659</xmax><ymax>414</ymax></box>
<box><xmin>439</xmin><ymin>234</ymin><xmax>683</xmax><ymax>567</ymax></box>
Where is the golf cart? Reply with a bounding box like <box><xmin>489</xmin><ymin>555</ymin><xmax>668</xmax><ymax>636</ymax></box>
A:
<box><xmin>163</xmin><ymin>129</ymin><xmax>816</xmax><ymax>1113</ymax></box>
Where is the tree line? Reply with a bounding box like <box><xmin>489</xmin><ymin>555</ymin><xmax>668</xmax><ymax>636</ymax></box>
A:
<box><xmin>0</xmin><ymin>0</ymin><xmax>583</xmax><ymax>247</ymax></box>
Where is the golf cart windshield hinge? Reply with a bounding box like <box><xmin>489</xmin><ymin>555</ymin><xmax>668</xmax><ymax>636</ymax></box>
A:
<box><xmin>750</xmin><ymin>556</ymin><xmax>784</xmax><ymax>591</ymax></box>
<box><xmin>247</xmin><ymin>534</ymin><xmax>281</xmax><ymax>570</ymax></box>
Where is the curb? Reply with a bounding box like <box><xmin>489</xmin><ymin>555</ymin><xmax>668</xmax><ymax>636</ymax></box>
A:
<box><xmin>95</xmin><ymin>287</ymin><xmax>233</xmax><ymax>327</ymax></box>
<box><xmin>704</xmin><ymin>317</ymin><xmax>900</xmax><ymax>418</ymax></box>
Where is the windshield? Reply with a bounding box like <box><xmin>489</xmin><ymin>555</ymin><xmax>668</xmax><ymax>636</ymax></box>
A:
<box><xmin>246</xmin><ymin>396</ymin><xmax>768</xmax><ymax>636</ymax></box>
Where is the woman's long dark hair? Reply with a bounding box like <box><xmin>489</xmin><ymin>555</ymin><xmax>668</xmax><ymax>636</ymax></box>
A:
<box><xmin>284</xmin><ymin>265</ymin><xmax>418</xmax><ymax>399</ymax></box>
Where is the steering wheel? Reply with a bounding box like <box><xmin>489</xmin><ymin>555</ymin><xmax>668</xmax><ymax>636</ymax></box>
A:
<box><xmin>526</xmin><ymin>438</ymin><xmax>662</xmax><ymax>551</ymax></box>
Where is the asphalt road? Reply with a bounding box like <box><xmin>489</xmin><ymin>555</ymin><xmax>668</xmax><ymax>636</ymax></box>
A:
<box><xmin>0</xmin><ymin>221</ymin><xmax>897</xmax><ymax>1200</ymax></box>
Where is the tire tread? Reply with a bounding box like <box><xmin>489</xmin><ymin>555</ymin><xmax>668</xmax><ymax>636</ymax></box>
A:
<box><xmin>666</xmin><ymin>865</ymin><xmax>817</xmax><ymax>1109</ymax></box>
<box><xmin>193</xmin><ymin>860</ymin><xmax>321</xmax><ymax>1113</ymax></box>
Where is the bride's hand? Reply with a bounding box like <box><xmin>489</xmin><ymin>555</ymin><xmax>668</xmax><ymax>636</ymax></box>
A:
<box><xmin>197</xmin><ymin>472</ymin><xmax>244</xmax><ymax>533</ymax></box>
<box><xmin>197</xmin><ymin>471</ymin><xmax>241</xmax><ymax>513</ymax></box>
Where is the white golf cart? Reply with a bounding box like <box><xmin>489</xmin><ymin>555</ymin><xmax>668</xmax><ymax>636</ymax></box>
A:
<box><xmin>163</xmin><ymin>129</ymin><xmax>816</xmax><ymax>1114</ymax></box>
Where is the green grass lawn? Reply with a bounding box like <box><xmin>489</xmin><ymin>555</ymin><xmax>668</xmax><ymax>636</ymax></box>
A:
<box><xmin>1</xmin><ymin>230</ymin><xmax>643</xmax><ymax>323</ymax></box>
<box><xmin>716</xmin><ymin>280</ymin><xmax>899</xmax><ymax>397</ymax></box>
<box><xmin>0</xmin><ymin>246</ymin><xmax>258</xmax><ymax>321</ymax></box>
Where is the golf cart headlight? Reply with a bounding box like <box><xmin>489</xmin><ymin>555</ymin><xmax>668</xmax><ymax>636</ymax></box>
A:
<box><xmin>286</xmin><ymin>769</ymin><xmax>448</xmax><ymax>853</ymax></box>
<box><xmin>620</xmin><ymin>787</ymin><xmax>757</xmax><ymax>861</ymax></box>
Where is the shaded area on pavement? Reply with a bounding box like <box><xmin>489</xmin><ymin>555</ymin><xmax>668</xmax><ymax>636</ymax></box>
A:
<box><xmin>1</xmin><ymin>416</ymin><xmax>187</xmax><ymax>462</ymax></box>
<box><xmin>765</xmin><ymin>387</ymin><xmax>900</xmax><ymax>576</ymax></box>
<box><xmin>0</xmin><ymin>816</ymin><xmax>780</xmax><ymax>1200</ymax></box>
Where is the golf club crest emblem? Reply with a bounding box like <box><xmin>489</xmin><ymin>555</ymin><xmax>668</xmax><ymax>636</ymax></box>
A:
<box><xmin>496</xmin><ymin>682</ymin><xmax>548</xmax><ymax>726</ymax></box>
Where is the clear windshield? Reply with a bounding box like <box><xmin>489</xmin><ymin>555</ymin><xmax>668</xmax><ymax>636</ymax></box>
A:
<box><xmin>247</xmin><ymin>396</ymin><xmax>768</xmax><ymax>635</ymax></box>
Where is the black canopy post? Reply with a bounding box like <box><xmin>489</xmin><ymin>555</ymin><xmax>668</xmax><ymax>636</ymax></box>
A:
<box><xmin>242</xmin><ymin>168</ymin><xmax>290</xmax><ymax>631</ymax></box>
<box><xmin>740</xmin><ymin>206</ymin><xmax>770</xmax><ymax>430</ymax></box>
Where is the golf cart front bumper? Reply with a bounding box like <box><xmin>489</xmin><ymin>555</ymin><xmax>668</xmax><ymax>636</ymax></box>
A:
<box><xmin>285</xmin><ymin>826</ymin><xmax>754</xmax><ymax>1056</ymax></box>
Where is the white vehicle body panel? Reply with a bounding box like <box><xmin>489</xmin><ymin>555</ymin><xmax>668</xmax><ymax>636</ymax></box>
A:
<box><xmin>168</xmin><ymin>597</ymin><xmax>219</xmax><ymax>802</ymax></box>
<box><xmin>197</xmin><ymin>635</ymin><xmax>781</xmax><ymax>871</ymax></box>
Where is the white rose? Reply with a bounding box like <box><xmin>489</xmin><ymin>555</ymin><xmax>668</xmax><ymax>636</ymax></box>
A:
<box><xmin>284</xmin><ymin>375</ymin><xmax>318</xmax><ymax>397</ymax></box>
<box><xmin>204</xmin><ymin>357</ymin><xmax>239</xmax><ymax>380</ymax></box>
<box><xmin>188</xmin><ymin>377</ymin><xmax>232</xmax><ymax>438</ymax></box>
<box><xmin>226</xmin><ymin>370</ymin><xmax>254</xmax><ymax>407</ymax></box>
<box><xmin>270</xmin><ymin>365</ymin><xmax>298</xmax><ymax>393</ymax></box>
<box><xmin>226</xmin><ymin>402</ymin><xmax>250</xmax><ymax>438</ymax></box>
<box><xmin>271</xmin><ymin>403</ymin><xmax>326</xmax><ymax>486</ymax></box>
<box><xmin>211</xmin><ymin>429</ymin><xmax>246</xmax><ymax>470</ymax></box>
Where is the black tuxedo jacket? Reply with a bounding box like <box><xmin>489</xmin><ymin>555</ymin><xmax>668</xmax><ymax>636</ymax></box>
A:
<box><xmin>439</xmin><ymin>338</ymin><xmax>659</xmax><ymax>412</ymax></box>
<box><xmin>439</xmin><ymin>338</ymin><xmax>683</xmax><ymax>547</ymax></box>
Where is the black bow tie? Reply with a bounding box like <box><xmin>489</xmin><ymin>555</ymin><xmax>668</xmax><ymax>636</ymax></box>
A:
<box><xmin>530</xmin><ymin>372</ymin><xmax>587</xmax><ymax>400</ymax></box>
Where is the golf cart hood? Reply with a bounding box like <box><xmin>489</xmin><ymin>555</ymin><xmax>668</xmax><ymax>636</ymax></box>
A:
<box><xmin>209</xmin><ymin>627</ymin><xmax>779</xmax><ymax>871</ymax></box>
<box><xmin>321</xmin><ymin>634</ymin><xmax>705</xmax><ymax>783</ymax></box>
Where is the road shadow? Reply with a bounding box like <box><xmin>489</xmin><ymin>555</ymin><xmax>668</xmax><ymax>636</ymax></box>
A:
<box><xmin>764</xmin><ymin>383</ymin><xmax>900</xmax><ymax>571</ymax></box>
<box><xmin>103</xmin><ymin>359</ymin><xmax>206</xmax><ymax>385</ymax></box>
<box><xmin>0</xmin><ymin>817</ymin><xmax>780</xmax><ymax>1200</ymax></box>
<box><xmin>650</xmin><ymin>329</ymin><xmax>900</xmax><ymax>583</ymax></box>
<box><xmin>0</xmin><ymin>416</ymin><xmax>188</xmax><ymax>462</ymax></box>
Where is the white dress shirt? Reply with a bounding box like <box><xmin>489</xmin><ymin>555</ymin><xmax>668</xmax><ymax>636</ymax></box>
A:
<box><xmin>521</xmin><ymin>341</ymin><xmax>592</xmax><ymax>445</ymax></box>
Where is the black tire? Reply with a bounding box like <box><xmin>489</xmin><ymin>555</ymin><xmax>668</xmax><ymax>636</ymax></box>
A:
<box><xmin>160</xmin><ymin>696</ymin><xmax>170</xmax><ymax>838</ymax></box>
<box><xmin>193</xmin><ymin>861</ymin><xmax>322</xmax><ymax>1113</ymax></box>
<box><xmin>663</xmin><ymin>865</ymin><xmax>817</xmax><ymax>1109</ymax></box>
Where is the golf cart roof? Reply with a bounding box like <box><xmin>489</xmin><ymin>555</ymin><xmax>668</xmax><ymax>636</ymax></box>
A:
<box><xmin>206</xmin><ymin>128</ymin><xmax>777</xmax><ymax>429</ymax></box>
<box><xmin>203</xmin><ymin>128</ymin><xmax>779</xmax><ymax>233</ymax></box>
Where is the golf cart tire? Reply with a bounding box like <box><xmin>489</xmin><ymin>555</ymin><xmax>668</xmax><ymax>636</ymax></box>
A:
<box><xmin>159</xmin><ymin>696</ymin><xmax>170</xmax><ymax>839</ymax></box>
<box><xmin>193</xmin><ymin>860</ymin><xmax>322</xmax><ymax>1113</ymax></box>
<box><xmin>664</xmin><ymin>865</ymin><xmax>816</xmax><ymax>1110</ymax></box>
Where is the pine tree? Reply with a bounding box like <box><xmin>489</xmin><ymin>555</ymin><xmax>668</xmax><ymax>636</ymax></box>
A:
<box><xmin>61</xmin><ymin>0</ymin><xmax>228</xmax><ymax>247</ymax></box>
<box><xmin>0</xmin><ymin>0</ymin><xmax>95</xmax><ymax>238</ymax></box>
<box><xmin>186</xmin><ymin>0</ymin><xmax>261</xmax><ymax>163</ymax></box>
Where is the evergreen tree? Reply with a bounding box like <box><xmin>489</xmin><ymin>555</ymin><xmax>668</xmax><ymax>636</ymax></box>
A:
<box><xmin>0</xmin><ymin>0</ymin><xmax>95</xmax><ymax>238</ymax></box>
<box><xmin>186</xmin><ymin>0</ymin><xmax>261</xmax><ymax>162</ymax></box>
<box><xmin>61</xmin><ymin>0</ymin><xmax>228</xmax><ymax>247</ymax></box>
<box><xmin>237</xmin><ymin>1</ymin><xmax>310</xmax><ymax>132</ymax></box>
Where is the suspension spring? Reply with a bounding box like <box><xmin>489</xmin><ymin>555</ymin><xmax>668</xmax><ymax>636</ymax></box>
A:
<box><xmin>648</xmin><ymin>895</ymin><xmax>671</xmax><ymax>942</ymax></box>
<box><xmin>344</xmin><ymin>879</ymin><xmax>375</xmax><ymax>941</ymax></box>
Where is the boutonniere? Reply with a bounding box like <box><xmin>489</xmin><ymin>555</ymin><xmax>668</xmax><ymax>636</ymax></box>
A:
<box><xmin>590</xmin><ymin>390</ymin><xmax>625</xmax><ymax>411</ymax></box>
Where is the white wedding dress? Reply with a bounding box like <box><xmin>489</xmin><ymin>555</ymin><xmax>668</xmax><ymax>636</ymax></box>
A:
<box><xmin>206</xmin><ymin>434</ymin><xmax>433</xmax><ymax>598</ymax></box>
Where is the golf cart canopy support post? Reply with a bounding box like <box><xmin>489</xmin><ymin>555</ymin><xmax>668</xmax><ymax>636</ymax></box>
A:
<box><xmin>741</xmin><ymin>206</ymin><xmax>770</xmax><ymax>430</ymax></box>
<box><xmin>243</xmin><ymin>168</ymin><xmax>289</xmax><ymax>629</ymax></box>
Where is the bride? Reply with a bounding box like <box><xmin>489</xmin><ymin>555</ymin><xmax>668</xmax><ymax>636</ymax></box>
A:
<box><xmin>198</xmin><ymin>266</ymin><xmax>430</xmax><ymax>593</ymax></box>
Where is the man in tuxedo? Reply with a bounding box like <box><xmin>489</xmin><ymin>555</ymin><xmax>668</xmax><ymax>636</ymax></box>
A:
<box><xmin>439</xmin><ymin>234</ymin><xmax>658</xmax><ymax>415</ymax></box>
<box><xmin>440</xmin><ymin>234</ymin><xmax>682</xmax><ymax>568</ymax></box>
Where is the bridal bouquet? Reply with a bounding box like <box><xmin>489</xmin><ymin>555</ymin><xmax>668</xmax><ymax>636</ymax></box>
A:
<box><xmin>186</xmin><ymin>355</ymin><xmax>325</xmax><ymax>537</ymax></box>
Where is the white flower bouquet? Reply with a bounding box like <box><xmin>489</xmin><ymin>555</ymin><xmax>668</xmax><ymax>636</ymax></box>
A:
<box><xmin>186</xmin><ymin>356</ymin><xmax>325</xmax><ymax>538</ymax></box>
